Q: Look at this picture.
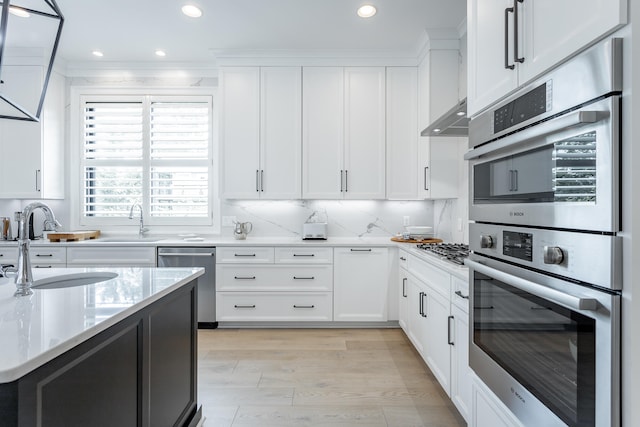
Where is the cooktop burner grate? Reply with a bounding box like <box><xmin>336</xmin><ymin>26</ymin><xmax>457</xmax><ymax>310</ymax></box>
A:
<box><xmin>416</xmin><ymin>243</ymin><xmax>470</xmax><ymax>266</ymax></box>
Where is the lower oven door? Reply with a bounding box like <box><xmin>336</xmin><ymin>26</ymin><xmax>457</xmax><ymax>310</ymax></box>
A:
<box><xmin>466</xmin><ymin>256</ymin><xmax>620</xmax><ymax>427</ymax></box>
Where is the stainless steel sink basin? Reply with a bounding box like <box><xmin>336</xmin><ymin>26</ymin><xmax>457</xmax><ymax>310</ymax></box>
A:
<box><xmin>31</xmin><ymin>272</ymin><xmax>118</xmax><ymax>289</ymax></box>
<box><xmin>98</xmin><ymin>237</ymin><xmax>163</xmax><ymax>243</ymax></box>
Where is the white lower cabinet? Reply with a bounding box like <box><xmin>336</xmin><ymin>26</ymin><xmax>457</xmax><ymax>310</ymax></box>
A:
<box><xmin>66</xmin><ymin>246</ymin><xmax>156</xmax><ymax>267</ymax></box>
<box><xmin>472</xmin><ymin>373</ymin><xmax>524</xmax><ymax>427</ymax></box>
<box><xmin>30</xmin><ymin>246</ymin><xmax>67</xmax><ymax>269</ymax></box>
<box><xmin>398</xmin><ymin>250</ymin><xmax>409</xmax><ymax>331</ymax></box>
<box><xmin>333</xmin><ymin>247</ymin><xmax>389</xmax><ymax>322</ymax></box>
<box><xmin>401</xmin><ymin>253</ymin><xmax>471</xmax><ymax>423</ymax></box>
<box><xmin>216</xmin><ymin>246</ymin><xmax>334</xmax><ymax>322</ymax></box>
<box><xmin>217</xmin><ymin>292</ymin><xmax>332</xmax><ymax>322</ymax></box>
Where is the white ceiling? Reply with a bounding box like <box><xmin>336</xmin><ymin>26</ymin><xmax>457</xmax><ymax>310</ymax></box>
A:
<box><xmin>52</xmin><ymin>0</ymin><xmax>466</xmax><ymax>65</ymax></box>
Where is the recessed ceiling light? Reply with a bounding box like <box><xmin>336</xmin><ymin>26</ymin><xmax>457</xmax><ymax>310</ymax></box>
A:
<box><xmin>357</xmin><ymin>5</ymin><xmax>377</xmax><ymax>18</ymax></box>
<box><xmin>456</xmin><ymin>111</ymin><xmax>466</xmax><ymax>116</ymax></box>
<box><xmin>155</xmin><ymin>50</ymin><xmax>167</xmax><ymax>57</ymax></box>
<box><xmin>92</xmin><ymin>50</ymin><xmax>104</xmax><ymax>57</ymax></box>
<box><xmin>181</xmin><ymin>4</ymin><xmax>202</xmax><ymax>18</ymax></box>
<box><xmin>433</xmin><ymin>128</ymin><xmax>441</xmax><ymax>133</ymax></box>
<box><xmin>9</xmin><ymin>6</ymin><xmax>30</xmax><ymax>18</ymax></box>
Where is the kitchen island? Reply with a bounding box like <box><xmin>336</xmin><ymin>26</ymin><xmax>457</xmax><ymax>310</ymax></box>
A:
<box><xmin>0</xmin><ymin>266</ymin><xmax>204</xmax><ymax>427</ymax></box>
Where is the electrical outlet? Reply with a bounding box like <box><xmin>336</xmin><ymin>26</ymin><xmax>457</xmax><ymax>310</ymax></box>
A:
<box><xmin>403</xmin><ymin>216</ymin><xmax>410</xmax><ymax>226</ymax></box>
<box><xmin>222</xmin><ymin>216</ymin><xmax>237</xmax><ymax>227</ymax></box>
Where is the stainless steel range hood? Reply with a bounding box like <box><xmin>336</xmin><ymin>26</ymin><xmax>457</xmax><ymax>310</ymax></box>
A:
<box><xmin>420</xmin><ymin>98</ymin><xmax>469</xmax><ymax>137</ymax></box>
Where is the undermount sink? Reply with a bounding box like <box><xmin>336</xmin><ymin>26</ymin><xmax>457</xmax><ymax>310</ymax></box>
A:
<box><xmin>31</xmin><ymin>272</ymin><xmax>118</xmax><ymax>289</ymax></box>
<box><xmin>98</xmin><ymin>237</ymin><xmax>163</xmax><ymax>243</ymax></box>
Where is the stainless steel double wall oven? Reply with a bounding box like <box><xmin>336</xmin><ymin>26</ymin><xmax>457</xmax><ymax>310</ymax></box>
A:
<box><xmin>465</xmin><ymin>38</ymin><xmax>622</xmax><ymax>427</ymax></box>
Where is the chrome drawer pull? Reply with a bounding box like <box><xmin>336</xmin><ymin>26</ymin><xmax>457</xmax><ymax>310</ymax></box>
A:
<box><xmin>293</xmin><ymin>276</ymin><xmax>315</xmax><ymax>280</ymax></box>
<box><xmin>293</xmin><ymin>305</ymin><xmax>315</xmax><ymax>309</ymax></box>
<box><xmin>35</xmin><ymin>254</ymin><xmax>54</xmax><ymax>257</ymax></box>
<box><xmin>234</xmin><ymin>254</ymin><xmax>256</xmax><ymax>257</ymax></box>
<box><xmin>454</xmin><ymin>290</ymin><xmax>469</xmax><ymax>300</ymax></box>
<box><xmin>293</xmin><ymin>254</ymin><xmax>315</xmax><ymax>257</ymax></box>
<box><xmin>34</xmin><ymin>265</ymin><xmax>53</xmax><ymax>268</ymax></box>
<box><xmin>234</xmin><ymin>304</ymin><xmax>256</xmax><ymax>309</ymax></box>
<box><xmin>350</xmin><ymin>248</ymin><xmax>372</xmax><ymax>252</ymax></box>
<box><xmin>234</xmin><ymin>276</ymin><xmax>256</xmax><ymax>280</ymax></box>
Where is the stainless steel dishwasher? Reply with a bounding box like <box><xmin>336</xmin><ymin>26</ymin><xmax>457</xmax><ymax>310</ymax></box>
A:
<box><xmin>157</xmin><ymin>247</ymin><xmax>217</xmax><ymax>329</ymax></box>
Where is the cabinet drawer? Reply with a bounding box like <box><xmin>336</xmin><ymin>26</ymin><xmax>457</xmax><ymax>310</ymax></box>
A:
<box><xmin>408</xmin><ymin>254</ymin><xmax>450</xmax><ymax>298</ymax></box>
<box><xmin>30</xmin><ymin>246</ymin><xmax>66</xmax><ymax>264</ymax></box>
<box><xmin>275</xmin><ymin>247</ymin><xmax>332</xmax><ymax>264</ymax></box>
<box><xmin>216</xmin><ymin>292</ymin><xmax>333</xmax><ymax>321</ymax></box>
<box><xmin>451</xmin><ymin>275</ymin><xmax>470</xmax><ymax>312</ymax></box>
<box><xmin>217</xmin><ymin>247</ymin><xmax>274</xmax><ymax>263</ymax></box>
<box><xmin>0</xmin><ymin>247</ymin><xmax>17</xmax><ymax>264</ymax></box>
<box><xmin>67</xmin><ymin>246</ymin><xmax>156</xmax><ymax>266</ymax></box>
<box><xmin>216</xmin><ymin>265</ymin><xmax>332</xmax><ymax>291</ymax></box>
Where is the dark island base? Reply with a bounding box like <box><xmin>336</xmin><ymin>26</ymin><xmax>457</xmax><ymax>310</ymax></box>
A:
<box><xmin>0</xmin><ymin>279</ymin><xmax>201</xmax><ymax>427</ymax></box>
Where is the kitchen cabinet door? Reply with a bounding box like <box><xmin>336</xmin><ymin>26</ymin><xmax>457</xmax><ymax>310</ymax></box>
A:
<box><xmin>406</xmin><ymin>274</ymin><xmax>428</xmax><ymax>355</ymax></box>
<box><xmin>467</xmin><ymin>0</ymin><xmax>627</xmax><ymax>117</ymax></box>
<box><xmin>260</xmin><ymin>67</ymin><xmax>302</xmax><ymax>199</ymax></box>
<box><xmin>0</xmin><ymin>66</ymin><xmax>64</xmax><ymax>199</ymax></box>
<box><xmin>450</xmin><ymin>303</ymin><xmax>471</xmax><ymax>423</ymax></box>
<box><xmin>302</xmin><ymin>67</ymin><xmax>344</xmax><ymax>199</ymax></box>
<box><xmin>220</xmin><ymin>67</ymin><xmax>261</xmax><ymax>199</ymax></box>
<box><xmin>343</xmin><ymin>67</ymin><xmax>386</xmax><ymax>199</ymax></box>
<box><xmin>221</xmin><ymin>67</ymin><xmax>302</xmax><ymax>199</ymax></box>
<box><xmin>333</xmin><ymin>247</ymin><xmax>389</xmax><ymax>321</ymax></box>
<box><xmin>422</xmin><ymin>282</ymin><xmax>452</xmax><ymax>395</ymax></box>
<box><xmin>467</xmin><ymin>0</ymin><xmax>518</xmax><ymax>117</ymax></box>
<box><xmin>519</xmin><ymin>0</ymin><xmax>627</xmax><ymax>85</ymax></box>
<box><xmin>418</xmin><ymin>137</ymin><xmax>460</xmax><ymax>199</ymax></box>
<box><xmin>386</xmin><ymin>67</ymin><xmax>420</xmax><ymax>200</ymax></box>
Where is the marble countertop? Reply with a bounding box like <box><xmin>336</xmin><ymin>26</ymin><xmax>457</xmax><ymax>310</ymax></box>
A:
<box><xmin>0</xmin><ymin>267</ymin><xmax>204</xmax><ymax>383</ymax></box>
<box><xmin>0</xmin><ymin>235</ymin><xmax>401</xmax><ymax>247</ymax></box>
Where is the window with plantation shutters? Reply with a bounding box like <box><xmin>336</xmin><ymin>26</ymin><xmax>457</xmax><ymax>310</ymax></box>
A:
<box><xmin>80</xmin><ymin>95</ymin><xmax>212</xmax><ymax>226</ymax></box>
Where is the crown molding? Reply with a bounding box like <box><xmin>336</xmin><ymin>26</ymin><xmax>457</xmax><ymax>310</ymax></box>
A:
<box><xmin>63</xmin><ymin>61</ymin><xmax>219</xmax><ymax>78</ymax></box>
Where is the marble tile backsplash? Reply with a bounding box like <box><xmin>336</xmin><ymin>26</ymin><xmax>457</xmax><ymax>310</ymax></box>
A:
<box><xmin>220</xmin><ymin>200</ymin><xmax>435</xmax><ymax>239</ymax></box>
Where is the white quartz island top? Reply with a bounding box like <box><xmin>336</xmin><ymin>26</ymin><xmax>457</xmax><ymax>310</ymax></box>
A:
<box><xmin>0</xmin><ymin>266</ymin><xmax>204</xmax><ymax>383</ymax></box>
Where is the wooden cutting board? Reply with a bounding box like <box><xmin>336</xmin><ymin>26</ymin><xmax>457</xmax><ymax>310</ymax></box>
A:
<box><xmin>47</xmin><ymin>230</ymin><xmax>101</xmax><ymax>242</ymax></box>
<box><xmin>391</xmin><ymin>237</ymin><xmax>443</xmax><ymax>244</ymax></box>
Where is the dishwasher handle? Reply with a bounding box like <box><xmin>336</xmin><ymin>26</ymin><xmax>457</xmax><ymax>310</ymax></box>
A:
<box><xmin>158</xmin><ymin>253</ymin><xmax>215</xmax><ymax>257</ymax></box>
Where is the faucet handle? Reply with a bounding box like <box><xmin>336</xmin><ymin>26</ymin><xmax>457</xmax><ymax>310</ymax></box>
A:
<box><xmin>1</xmin><ymin>265</ymin><xmax>17</xmax><ymax>278</ymax></box>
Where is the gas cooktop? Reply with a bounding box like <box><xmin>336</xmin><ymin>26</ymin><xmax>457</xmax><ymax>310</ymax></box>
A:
<box><xmin>415</xmin><ymin>243</ymin><xmax>470</xmax><ymax>266</ymax></box>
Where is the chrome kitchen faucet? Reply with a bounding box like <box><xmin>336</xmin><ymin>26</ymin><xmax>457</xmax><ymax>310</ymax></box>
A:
<box><xmin>14</xmin><ymin>202</ymin><xmax>61</xmax><ymax>297</ymax></box>
<box><xmin>129</xmin><ymin>203</ymin><xmax>149</xmax><ymax>236</ymax></box>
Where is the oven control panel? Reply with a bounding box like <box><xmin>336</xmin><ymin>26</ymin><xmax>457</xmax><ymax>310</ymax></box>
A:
<box><xmin>470</xmin><ymin>222</ymin><xmax>621</xmax><ymax>290</ymax></box>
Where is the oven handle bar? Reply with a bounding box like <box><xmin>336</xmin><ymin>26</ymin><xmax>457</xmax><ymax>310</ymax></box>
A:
<box><xmin>464</xmin><ymin>110</ymin><xmax>600</xmax><ymax>161</ymax></box>
<box><xmin>465</xmin><ymin>259</ymin><xmax>598</xmax><ymax>311</ymax></box>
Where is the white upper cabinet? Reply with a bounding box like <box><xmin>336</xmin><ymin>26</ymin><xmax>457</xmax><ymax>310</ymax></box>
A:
<box><xmin>417</xmin><ymin>48</ymin><xmax>461</xmax><ymax>200</ymax></box>
<box><xmin>0</xmin><ymin>65</ymin><xmax>64</xmax><ymax>199</ymax></box>
<box><xmin>303</xmin><ymin>67</ymin><xmax>386</xmax><ymax>200</ymax></box>
<box><xmin>220</xmin><ymin>66</ymin><xmax>302</xmax><ymax>199</ymax></box>
<box><xmin>468</xmin><ymin>0</ymin><xmax>627</xmax><ymax>116</ymax></box>
<box><xmin>386</xmin><ymin>67</ymin><xmax>420</xmax><ymax>200</ymax></box>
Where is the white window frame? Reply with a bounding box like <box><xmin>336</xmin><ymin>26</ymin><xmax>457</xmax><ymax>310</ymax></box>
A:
<box><xmin>69</xmin><ymin>87</ymin><xmax>220</xmax><ymax>234</ymax></box>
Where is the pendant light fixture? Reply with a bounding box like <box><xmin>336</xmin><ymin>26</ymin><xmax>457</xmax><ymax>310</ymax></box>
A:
<box><xmin>0</xmin><ymin>0</ymin><xmax>64</xmax><ymax>121</ymax></box>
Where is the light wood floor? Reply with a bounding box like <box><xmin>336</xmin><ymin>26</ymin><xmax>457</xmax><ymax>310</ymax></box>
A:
<box><xmin>197</xmin><ymin>328</ymin><xmax>467</xmax><ymax>427</ymax></box>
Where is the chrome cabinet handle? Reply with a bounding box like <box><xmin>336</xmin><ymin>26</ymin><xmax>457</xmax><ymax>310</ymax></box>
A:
<box><xmin>402</xmin><ymin>278</ymin><xmax>407</xmax><ymax>298</ymax></box>
<box><xmin>419</xmin><ymin>291</ymin><xmax>424</xmax><ymax>316</ymax></box>
<box><xmin>293</xmin><ymin>276</ymin><xmax>315</xmax><ymax>280</ymax></box>
<box><xmin>293</xmin><ymin>254</ymin><xmax>315</xmax><ymax>257</ymax></box>
<box><xmin>35</xmin><ymin>254</ymin><xmax>54</xmax><ymax>257</ymax></box>
<box><xmin>261</xmin><ymin>170</ymin><xmax>264</xmax><ymax>192</ymax></box>
<box><xmin>256</xmin><ymin>170</ymin><xmax>260</xmax><ymax>192</ymax></box>
<box><xmin>158</xmin><ymin>253</ymin><xmax>215</xmax><ymax>257</ymax></box>
<box><xmin>293</xmin><ymin>305</ymin><xmax>315</xmax><ymax>309</ymax></box>
<box><xmin>400</xmin><ymin>256</ymin><xmax>406</xmax><ymax>261</ymax></box>
<box><xmin>34</xmin><ymin>265</ymin><xmax>53</xmax><ymax>268</ymax></box>
<box><xmin>350</xmin><ymin>248</ymin><xmax>372</xmax><ymax>252</ymax></box>
<box><xmin>514</xmin><ymin>0</ymin><xmax>525</xmax><ymax>64</ymax></box>
<box><xmin>466</xmin><ymin>259</ymin><xmax>598</xmax><ymax>311</ymax></box>
<box><xmin>504</xmin><ymin>6</ymin><xmax>515</xmax><ymax>69</ymax></box>
<box><xmin>448</xmin><ymin>315</ymin><xmax>455</xmax><ymax>345</ymax></box>
<box><xmin>234</xmin><ymin>253</ymin><xmax>256</xmax><ymax>257</ymax></box>
<box><xmin>234</xmin><ymin>304</ymin><xmax>256</xmax><ymax>309</ymax></box>
<box><xmin>234</xmin><ymin>276</ymin><xmax>256</xmax><ymax>280</ymax></box>
<box><xmin>454</xmin><ymin>290</ymin><xmax>469</xmax><ymax>300</ymax></box>
<box><xmin>424</xmin><ymin>167</ymin><xmax>429</xmax><ymax>190</ymax></box>
<box><xmin>340</xmin><ymin>170</ymin><xmax>344</xmax><ymax>192</ymax></box>
<box><xmin>36</xmin><ymin>169</ymin><xmax>42</xmax><ymax>192</ymax></box>
<box><xmin>344</xmin><ymin>170</ymin><xmax>348</xmax><ymax>192</ymax></box>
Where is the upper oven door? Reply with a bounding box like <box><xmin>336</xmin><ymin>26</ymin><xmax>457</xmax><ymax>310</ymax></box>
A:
<box><xmin>466</xmin><ymin>95</ymin><xmax>620</xmax><ymax>232</ymax></box>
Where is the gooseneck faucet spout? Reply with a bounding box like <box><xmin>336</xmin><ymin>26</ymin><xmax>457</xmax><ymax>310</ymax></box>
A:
<box><xmin>14</xmin><ymin>202</ymin><xmax>61</xmax><ymax>297</ymax></box>
<box><xmin>129</xmin><ymin>203</ymin><xmax>149</xmax><ymax>236</ymax></box>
